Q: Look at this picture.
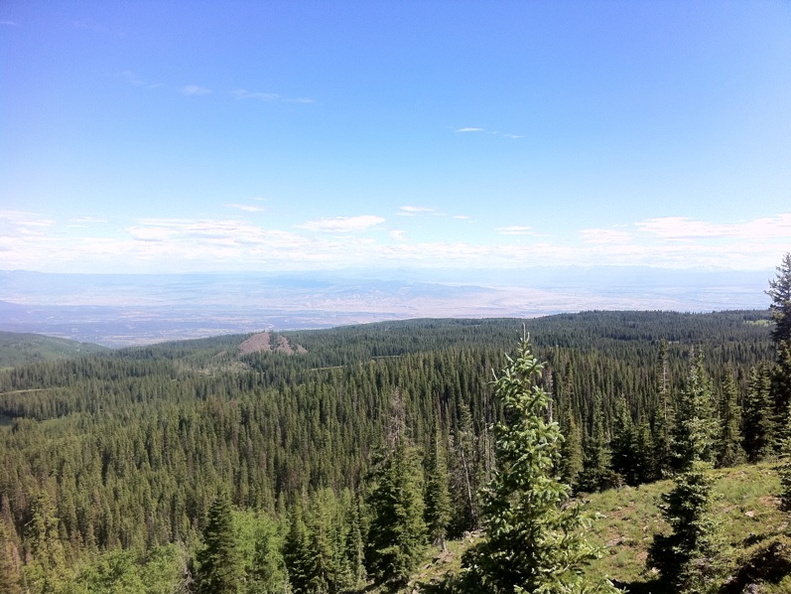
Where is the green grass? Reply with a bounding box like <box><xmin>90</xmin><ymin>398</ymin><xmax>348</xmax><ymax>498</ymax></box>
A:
<box><xmin>400</xmin><ymin>462</ymin><xmax>791</xmax><ymax>593</ymax></box>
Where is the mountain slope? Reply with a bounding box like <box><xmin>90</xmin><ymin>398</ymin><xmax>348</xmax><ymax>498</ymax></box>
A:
<box><xmin>0</xmin><ymin>331</ymin><xmax>109</xmax><ymax>368</ymax></box>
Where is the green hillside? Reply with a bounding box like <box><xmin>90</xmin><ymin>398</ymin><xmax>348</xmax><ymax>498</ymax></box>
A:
<box><xmin>0</xmin><ymin>331</ymin><xmax>109</xmax><ymax>369</ymax></box>
<box><xmin>0</xmin><ymin>307</ymin><xmax>788</xmax><ymax>593</ymax></box>
<box><xmin>413</xmin><ymin>462</ymin><xmax>791</xmax><ymax>594</ymax></box>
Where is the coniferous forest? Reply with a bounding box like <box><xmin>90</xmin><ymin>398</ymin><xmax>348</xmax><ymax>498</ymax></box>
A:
<box><xmin>1</xmin><ymin>254</ymin><xmax>791</xmax><ymax>593</ymax></box>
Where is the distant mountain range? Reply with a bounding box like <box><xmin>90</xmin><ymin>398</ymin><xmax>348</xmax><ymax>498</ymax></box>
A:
<box><xmin>0</xmin><ymin>267</ymin><xmax>773</xmax><ymax>347</ymax></box>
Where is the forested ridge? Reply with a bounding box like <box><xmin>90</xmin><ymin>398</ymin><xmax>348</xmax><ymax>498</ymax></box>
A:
<box><xmin>1</xmin><ymin>293</ymin><xmax>789</xmax><ymax>592</ymax></box>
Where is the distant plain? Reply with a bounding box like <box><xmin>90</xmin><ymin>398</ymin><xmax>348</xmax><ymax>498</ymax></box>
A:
<box><xmin>0</xmin><ymin>267</ymin><xmax>773</xmax><ymax>347</ymax></box>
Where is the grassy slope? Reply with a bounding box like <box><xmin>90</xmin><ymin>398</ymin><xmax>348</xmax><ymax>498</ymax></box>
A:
<box><xmin>0</xmin><ymin>330</ymin><xmax>109</xmax><ymax>369</ymax></box>
<box><xmin>408</xmin><ymin>462</ymin><xmax>791</xmax><ymax>593</ymax></box>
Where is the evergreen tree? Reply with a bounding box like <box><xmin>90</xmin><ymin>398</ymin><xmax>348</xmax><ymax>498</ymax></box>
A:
<box><xmin>717</xmin><ymin>371</ymin><xmax>745</xmax><ymax>467</ymax></box>
<box><xmin>768</xmin><ymin>253</ymin><xmax>791</xmax><ymax>435</ymax></box>
<box><xmin>558</xmin><ymin>403</ymin><xmax>584</xmax><ymax>488</ymax></box>
<box><xmin>248</xmin><ymin>520</ymin><xmax>287</xmax><ymax>594</ymax></box>
<box><xmin>459</xmin><ymin>336</ymin><xmax>617</xmax><ymax>594</ymax></box>
<box><xmin>194</xmin><ymin>492</ymin><xmax>243</xmax><ymax>594</ymax></box>
<box><xmin>0</xmin><ymin>519</ymin><xmax>23</xmax><ymax>594</ymax></box>
<box><xmin>578</xmin><ymin>392</ymin><xmax>614</xmax><ymax>492</ymax></box>
<box><xmin>652</xmin><ymin>339</ymin><xmax>675</xmax><ymax>478</ymax></box>
<box><xmin>424</xmin><ymin>427</ymin><xmax>452</xmax><ymax>548</ymax></box>
<box><xmin>673</xmin><ymin>352</ymin><xmax>718</xmax><ymax>470</ymax></box>
<box><xmin>365</xmin><ymin>438</ymin><xmax>427</xmax><ymax>588</ymax></box>
<box><xmin>283</xmin><ymin>502</ymin><xmax>318</xmax><ymax>594</ymax></box>
<box><xmin>649</xmin><ymin>353</ymin><xmax>720</xmax><ymax>592</ymax></box>
<box><xmin>742</xmin><ymin>365</ymin><xmax>775</xmax><ymax>461</ymax></box>
<box><xmin>23</xmin><ymin>491</ymin><xmax>68</xmax><ymax>594</ymax></box>
<box><xmin>768</xmin><ymin>252</ymin><xmax>791</xmax><ymax>349</ymax></box>
<box><xmin>611</xmin><ymin>399</ymin><xmax>638</xmax><ymax>485</ymax></box>
<box><xmin>648</xmin><ymin>461</ymin><xmax>718</xmax><ymax>593</ymax></box>
<box><xmin>341</xmin><ymin>495</ymin><xmax>366</xmax><ymax>589</ymax></box>
<box><xmin>778</xmin><ymin>417</ymin><xmax>791</xmax><ymax>511</ymax></box>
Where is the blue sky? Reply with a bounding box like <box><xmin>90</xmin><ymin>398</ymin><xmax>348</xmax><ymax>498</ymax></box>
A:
<box><xmin>2</xmin><ymin>1</ymin><xmax>790</xmax><ymax>275</ymax></box>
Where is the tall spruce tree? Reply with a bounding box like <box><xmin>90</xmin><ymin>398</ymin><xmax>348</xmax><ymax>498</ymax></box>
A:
<box><xmin>23</xmin><ymin>491</ymin><xmax>68</xmax><ymax>594</ymax></box>
<box><xmin>365</xmin><ymin>438</ymin><xmax>427</xmax><ymax>588</ymax></box>
<box><xmin>195</xmin><ymin>492</ymin><xmax>243</xmax><ymax>594</ymax></box>
<box><xmin>424</xmin><ymin>426</ymin><xmax>452</xmax><ymax>548</ymax></box>
<box><xmin>578</xmin><ymin>391</ymin><xmax>614</xmax><ymax>492</ymax></box>
<box><xmin>649</xmin><ymin>353</ymin><xmax>720</xmax><ymax>592</ymax></box>
<box><xmin>558</xmin><ymin>403</ymin><xmax>584</xmax><ymax>488</ymax></box>
<box><xmin>459</xmin><ymin>336</ymin><xmax>617</xmax><ymax>594</ymax></box>
<box><xmin>717</xmin><ymin>371</ymin><xmax>745</xmax><ymax>467</ymax></box>
<box><xmin>768</xmin><ymin>253</ymin><xmax>791</xmax><ymax>437</ymax></box>
<box><xmin>742</xmin><ymin>365</ymin><xmax>775</xmax><ymax>461</ymax></box>
<box><xmin>653</xmin><ymin>339</ymin><xmax>675</xmax><ymax>478</ymax></box>
<box><xmin>673</xmin><ymin>352</ymin><xmax>718</xmax><ymax>469</ymax></box>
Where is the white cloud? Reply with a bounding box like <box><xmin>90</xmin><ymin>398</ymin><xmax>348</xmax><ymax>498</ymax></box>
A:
<box><xmin>497</xmin><ymin>226</ymin><xmax>534</xmax><ymax>236</ymax></box>
<box><xmin>227</xmin><ymin>203</ymin><xmax>265</xmax><ymax>213</ymax></box>
<box><xmin>636</xmin><ymin>214</ymin><xmax>791</xmax><ymax>241</ymax></box>
<box><xmin>298</xmin><ymin>215</ymin><xmax>386</xmax><ymax>233</ymax></box>
<box><xmin>454</xmin><ymin>127</ymin><xmax>521</xmax><ymax>138</ymax></box>
<box><xmin>233</xmin><ymin>89</ymin><xmax>314</xmax><ymax>104</ymax></box>
<box><xmin>579</xmin><ymin>228</ymin><xmax>632</xmax><ymax>244</ymax></box>
<box><xmin>398</xmin><ymin>206</ymin><xmax>436</xmax><ymax>216</ymax></box>
<box><xmin>182</xmin><ymin>85</ymin><xmax>212</xmax><ymax>96</ymax></box>
<box><xmin>2</xmin><ymin>210</ymin><xmax>789</xmax><ymax>274</ymax></box>
<box><xmin>1</xmin><ymin>20</ymin><xmax>19</xmax><ymax>26</ymax></box>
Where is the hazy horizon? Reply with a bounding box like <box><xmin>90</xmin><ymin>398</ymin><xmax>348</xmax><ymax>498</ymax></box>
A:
<box><xmin>0</xmin><ymin>266</ymin><xmax>774</xmax><ymax>346</ymax></box>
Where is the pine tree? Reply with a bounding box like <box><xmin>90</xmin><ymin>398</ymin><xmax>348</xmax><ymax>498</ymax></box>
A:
<box><xmin>283</xmin><ymin>502</ymin><xmax>318</xmax><ymax>594</ymax></box>
<box><xmin>365</xmin><ymin>438</ymin><xmax>427</xmax><ymax>588</ymax></box>
<box><xmin>459</xmin><ymin>335</ymin><xmax>617</xmax><ymax>594</ymax></box>
<box><xmin>578</xmin><ymin>391</ymin><xmax>614</xmax><ymax>492</ymax></box>
<box><xmin>611</xmin><ymin>399</ymin><xmax>638</xmax><ymax>485</ymax></box>
<box><xmin>653</xmin><ymin>339</ymin><xmax>675</xmax><ymax>478</ymax></box>
<box><xmin>424</xmin><ymin>427</ymin><xmax>452</xmax><ymax>548</ymax></box>
<box><xmin>778</xmin><ymin>416</ymin><xmax>791</xmax><ymax>511</ymax></box>
<box><xmin>742</xmin><ymin>365</ymin><xmax>775</xmax><ymax>461</ymax></box>
<box><xmin>673</xmin><ymin>352</ymin><xmax>718</xmax><ymax>470</ymax></box>
<box><xmin>248</xmin><ymin>520</ymin><xmax>287</xmax><ymax>594</ymax></box>
<box><xmin>195</xmin><ymin>492</ymin><xmax>243</xmax><ymax>594</ymax></box>
<box><xmin>717</xmin><ymin>371</ymin><xmax>745</xmax><ymax>467</ymax></box>
<box><xmin>558</xmin><ymin>403</ymin><xmax>584</xmax><ymax>488</ymax></box>
<box><xmin>23</xmin><ymin>491</ymin><xmax>68</xmax><ymax>594</ymax></box>
<box><xmin>648</xmin><ymin>461</ymin><xmax>718</xmax><ymax>593</ymax></box>
<box><xmin>0</xmin><ymin>519</ymin><xmax>23</xmax><ymax>594</ymax></box>
<box><xmin>768</xmin><ymin>253</ymin><xmax>791</xmax><ymax>436</ymax></box>
<box><xmin>768</xmin><ymin>252</ymin><xmax>791</xmax><ymax>350</ymax></box>
<box><xmin>649</xmin><ymin>353</ymin><xmax>720</xmax><ymax>592</ymax></box>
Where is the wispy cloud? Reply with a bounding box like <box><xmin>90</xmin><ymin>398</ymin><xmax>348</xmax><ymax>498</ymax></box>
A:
<box><xmin>398</xmin><ymin>206</ymin><xmax>436</xmax><ymax>216</ymax></box>
<box><xmin>182</xmin><ymin>85</ymin><xmax>212</xmax><ymax>96</ymax></box>
<box><xmin>1</xmin><ymin>20</ymin><xmax>19</xmax><ymax>26</ymax></box>
<box><xmin>455</xmin><ymin>127</ymin><xmax>522</xmax><ymax>139</ymax></box>
<box><xmin>497</xmin><ymin>226</ymin><xmax>534</xmax><ymax>236</ymax></box>
<box><xmin>2</xmin><ymin>211</ymin><xmax>789</xmax><ymax>274</ymax></box>
<box><xmin>636</xmin><ymin>215</ymin><xmax>791</xmax><ymax>240</ymax></box>
<box><xmin>579</xmin><ymin>228</ymin><xmax>632</xmax><ymax>244</ymax></box>
<box><xmin>232</xmin><ymin>89</ymin><xmax>314</xmax><ymax>104</ymax></box>
<box><xmin>298</xmin><ymin>215</ymin><xmax>386</xmax><ymax>233</ymax></box>
<box><xmin>116</xmin><ymin>70</ymin><xmax>162</xmax><ymax>89</ymax></box>
<box><xmin>227</xmin><ymin>203</ymin><xmax>265</xmax><ymax>213</ymax></box>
